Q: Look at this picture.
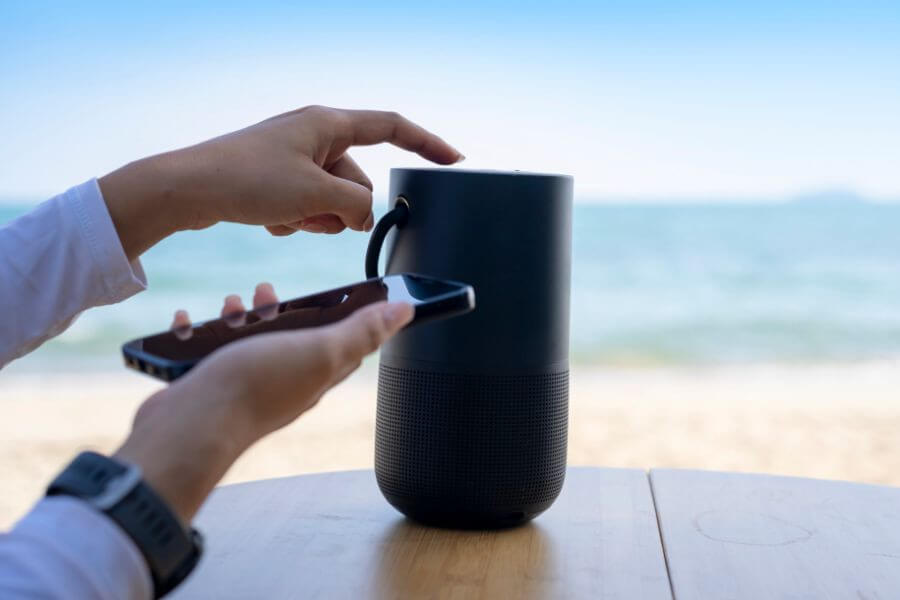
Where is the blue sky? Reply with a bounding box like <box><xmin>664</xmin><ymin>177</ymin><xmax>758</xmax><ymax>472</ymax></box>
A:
<box><xmin>2</xmin><ymin>1</ymin><xmax>899</xmax><ymax>200</ymax></box>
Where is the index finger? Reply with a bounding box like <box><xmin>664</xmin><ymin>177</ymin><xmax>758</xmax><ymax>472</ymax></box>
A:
<box><xmin>343</xmin><ymin>110</ymin><xmax>464</xmax><ymax>165</ymax></box>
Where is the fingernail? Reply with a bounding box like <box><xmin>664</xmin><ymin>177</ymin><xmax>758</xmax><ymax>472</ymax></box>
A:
<box><xmin>300</xmin><ymin>222</ymin><xmax>327</xmax><ymax>233</ymax></box>
<box><xmin>363</xmin><ymin>213</ymin><xmax>375</xmax><ymax>232</ymax></box>
<box><xmin>224</xmin><ymin>312</ymin><xmax>247</xmax><ymax>328</ymax></box>
<box><xmin>456</xmin><ymin>153</ymin><xmax>466</xmax><ymax>163</ymax></box>
<box><xmin>383</xmin><ymin>302</ymin><xmax>412</xmax><ymax>328</ymax></box>
<box><xmin>257</xmin><ymin>305</ymin><xmax>279</xmax><ymax>321</ymax></box>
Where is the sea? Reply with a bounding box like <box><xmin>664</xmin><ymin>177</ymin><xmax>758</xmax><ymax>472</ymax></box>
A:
<box><xmin>2</xmin><ymin>200</ymin><xmax>899</xmax><ymax>373</ymax></box>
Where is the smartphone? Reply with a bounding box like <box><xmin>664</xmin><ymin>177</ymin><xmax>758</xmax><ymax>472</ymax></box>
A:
<box><xmin>122</xmin><ymin>273</ymin><xmax>475</xmax><ymax>382</ymax></box>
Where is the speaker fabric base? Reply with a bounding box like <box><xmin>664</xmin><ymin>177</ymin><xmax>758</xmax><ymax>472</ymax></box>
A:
<box><xmin>375</xmin><ymin>364</ymin><xmax>568</xmax><ymax>529</ymax></box>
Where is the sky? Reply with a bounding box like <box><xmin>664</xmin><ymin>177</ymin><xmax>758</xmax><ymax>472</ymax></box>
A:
<box><xmin>1</xmin><ymin>1</ymin><xmax>899</xmax><ymax>201</ymax></box>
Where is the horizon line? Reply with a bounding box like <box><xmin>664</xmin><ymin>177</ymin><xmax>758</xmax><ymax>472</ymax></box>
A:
<box><xmin>2</xmin><ymin>189</ymin><xmax>899</xmax><ymax>207</ymax></box>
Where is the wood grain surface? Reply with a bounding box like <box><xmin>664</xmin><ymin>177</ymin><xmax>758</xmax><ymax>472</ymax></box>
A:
<box><xmin>171</xmin><ymin>467</ymin><xmax>671</xmax><ymax>599</ymax></box>
<box><xmin>650</xmin><ymin>468</ymin><xmax>900</xmax><ymax>599</ymax></box>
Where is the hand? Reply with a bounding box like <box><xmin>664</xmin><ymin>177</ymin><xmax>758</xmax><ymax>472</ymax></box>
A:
<box><xmin>115</xmin><ymin>297</ymin><xmax>414</xmax><ymax>524</ymax></box>
<box><xmin>99</xmin><ymin>106</ymin><xmax>464</xmax><ymax>260</ymax></box>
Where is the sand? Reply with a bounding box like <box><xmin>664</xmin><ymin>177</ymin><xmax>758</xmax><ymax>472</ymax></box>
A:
<box><xmin>2</xmin><ymin>361</ymin><xmax>899</xmax><ymax>529</ymax></box>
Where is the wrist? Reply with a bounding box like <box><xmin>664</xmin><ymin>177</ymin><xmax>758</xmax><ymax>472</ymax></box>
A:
<box><xmin>114</xmin><ymin>385</ymin><xmax>256</xmax><ymax>523</ymax></box>
<box><xmin>98</xmin><ymin>153</ymin><xmax>189</xmax><ymax>260</ymax></box>
<box><xmin>46</xmin><ymin>451</ymin><xmax>204</xmax><ymax>598</ymax></box>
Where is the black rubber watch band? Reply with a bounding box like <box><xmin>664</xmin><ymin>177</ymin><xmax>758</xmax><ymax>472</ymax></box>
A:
<box><xmin>47</xmin><ymin>451</ymin><xmax>203</xmax><ymax>598</ymax></box>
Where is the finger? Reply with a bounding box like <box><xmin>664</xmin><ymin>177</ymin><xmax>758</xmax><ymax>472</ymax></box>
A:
<box><xmin>171</xmin><ymin>309</ymin><xmax>193</xmax><ymax>341</ymax></box>
<box><xmin>343</xmin><ymin>110</ymin><xmax>464</xmax><ymax>165</ymax></box>
<box><xmin>325</xmin><ymin>301</ymin><xmax>414</xmax><ymax>373</ymax></box>
<box><xmin>171</xmin><ymin>309</ymin><xmax>191</xmax><ymax>330</ymax></box>
<box><xmin>319</xmin><ymin>154</ymin><xmax>374</xmax><ymax>232</ymax></box>
<box><xmin>222</xmin><ymin>294</ymin><xmax>247</xmax><ymax>328</ymax></box>
<box><xmin>327</xmin><ymin>154</ymin><xmax>373</xmax><ymax>191</ymax></box>
<box><xmin>289</xmin><ymin>213</ymin><xmax>346</xmax><ymax>234</ymax></box>
<box><xmin>253</xmin><ymin>283</ymin><xmax>280</xmax><ymax>321</ymax></box>
<box><xmin>265</xmin><ymin>224</ymin><xmax>298</xmax><ymax>236</ymax></box>
<box><xmin>253</xmin><ymin>282</ymin><xmax>278</xmax><ymax>309</ymax></box>
<box><xmin>318</xmin><ymin>173</ymin><xmax>373</xmax><ymax>232</ymax></box>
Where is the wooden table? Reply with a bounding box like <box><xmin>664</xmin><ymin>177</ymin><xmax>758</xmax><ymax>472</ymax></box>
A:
<box><xmin>171</xmin><ymin>468</ymin><xmax>900</xmax><ymax>599</ymax></box>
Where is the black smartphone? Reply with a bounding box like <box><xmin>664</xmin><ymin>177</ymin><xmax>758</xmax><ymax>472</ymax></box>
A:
<box><xmin>122</xmin><ymin>273</ymin><xmax>475</xmax><ymax>382</ymax></box>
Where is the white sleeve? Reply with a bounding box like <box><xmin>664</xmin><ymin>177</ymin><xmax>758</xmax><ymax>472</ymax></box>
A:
<box><xmin>0</xmin><ymin>496</ymin><xmax>152</xmax><ymax>599</ymax></box>
<box><xmin>0</xmin><ymin>179</ymin><xmax>147</xmax><ymax>368</ymax></box>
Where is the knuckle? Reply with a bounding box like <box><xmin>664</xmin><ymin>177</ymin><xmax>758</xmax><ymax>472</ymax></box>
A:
<box><xmin>299</xmin><ymin>105</ymin><xmax>345</xmax><ymax>128</ymax></box>
<box><xmin>362</xmin><ymin>314</ymin><xmax>386</xmax><ymax>353</ymax></box>
<box><xmin>330</xmin><ymin>113</ymin><xmax>354</xmax><ymax>140</ymax></box>
<box><xmin>298</xmin><ymin>104</ymin><xmax>326</xmax><ymax>116</ymax></box>
<box><xmin>332</xmin><ymin>109</ymin><xmax>352</xmax><ymax>128</ymax></box>
<box><xmin>411</xmin><ymin>135</ymin><xmax>428</xmax><ymax>153</ymax></box>
<box><xmin>358</xmin><ymin>187</ymin><xmax>374</xmax><ymax>206</ymax></box>
<box><xmin>321</xmin><ymin>337</ymin><xmax>345</xmax><ymax>374</ymax></box>
<box><xmin>347</xmin><ymin>358</ymin><xmax>363</xmax><ymax>375</ymax></box>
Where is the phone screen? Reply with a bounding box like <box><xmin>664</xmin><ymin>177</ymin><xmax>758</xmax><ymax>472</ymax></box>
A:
<box><xmin>129</xmin><ymin>274</ymin><xmax>466</xmax><ymax>363</ymax></box>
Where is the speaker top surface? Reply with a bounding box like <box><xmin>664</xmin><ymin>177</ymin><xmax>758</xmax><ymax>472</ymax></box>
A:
<box><xmin>390</xmin><ymin>167</ymin><xmax>573</xmax><ymax>181</ymax></box>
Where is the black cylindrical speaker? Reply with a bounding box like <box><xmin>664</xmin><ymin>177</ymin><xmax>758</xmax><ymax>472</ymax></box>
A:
<box><xmin>368</xmin><ymin>168</ymin><xmax>572</xmax><ymax>528</ymax></box>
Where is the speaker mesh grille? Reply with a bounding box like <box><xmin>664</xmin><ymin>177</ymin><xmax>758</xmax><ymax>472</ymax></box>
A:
<box><xmin>375</xmin><ymin>365</ymin><xmax>568</xmax><ymax>512</ymax></box>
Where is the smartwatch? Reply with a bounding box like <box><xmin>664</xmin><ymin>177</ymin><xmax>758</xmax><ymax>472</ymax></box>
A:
<box><xmin>46</xmin><ymin>451</ymin><xmax>203</xmax><ymax>598</ymax></box>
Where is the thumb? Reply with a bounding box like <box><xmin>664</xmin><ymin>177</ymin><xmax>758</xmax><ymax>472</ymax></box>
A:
<box><xmin>325</xmin><ymin>301</ymin><xmax>414</xmax><ymax>372</ymax></box>
<box><xmin>320</xmin><ymin>173</ymin><xmax>373</xmax><ymax>232</ymax></box>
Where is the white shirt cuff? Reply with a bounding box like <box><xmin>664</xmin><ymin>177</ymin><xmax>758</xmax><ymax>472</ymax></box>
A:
<box><xmin>69</xmin><ymin>178</ymin><xmax>148</xmax><ymax>302</ymax></box>
<box><xmin>0</xmin><ymin>178</ymin><xmax>149</xmax><ymax>366</ymax></box>
<box><xmin>0</xmin><ymin>496</ymin><xmax>152</xmax><ymax>599</ymax></box>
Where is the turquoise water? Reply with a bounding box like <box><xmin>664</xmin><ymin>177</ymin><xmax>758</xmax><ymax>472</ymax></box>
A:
<box><xmin>2</xmin><ymin>201</ymin><xmax>900</xmax><ymax>372</ymax></box>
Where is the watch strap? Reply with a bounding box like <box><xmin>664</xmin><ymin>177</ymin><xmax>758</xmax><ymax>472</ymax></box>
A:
<box><xmin>47</xmin><ymin>451</ymin><xmax>203</xmax><ymax>598</ymax></box>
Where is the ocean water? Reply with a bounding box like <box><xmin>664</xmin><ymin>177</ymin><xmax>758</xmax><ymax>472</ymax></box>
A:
<box><xmin>2</xmin><ymin>200</ymin><xmax>899</xmax><ymax>372</ymax></box>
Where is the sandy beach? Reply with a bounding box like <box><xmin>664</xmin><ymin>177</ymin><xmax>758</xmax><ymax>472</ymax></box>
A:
<box><xmin>2</xmin><ymin>361</ymin><xmax>899</xmax><ymax>529</ymax></box>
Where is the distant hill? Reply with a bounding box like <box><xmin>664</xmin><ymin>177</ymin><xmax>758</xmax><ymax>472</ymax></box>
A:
<box><xmin>571</xmin><ymin>189</ymin><xmax>898</xmax><ymax>205</ymax></box>
<box><xmin>788</xmin><ymin>189</ymin><xmax>868</xmax><ymax>205</ymax></box>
